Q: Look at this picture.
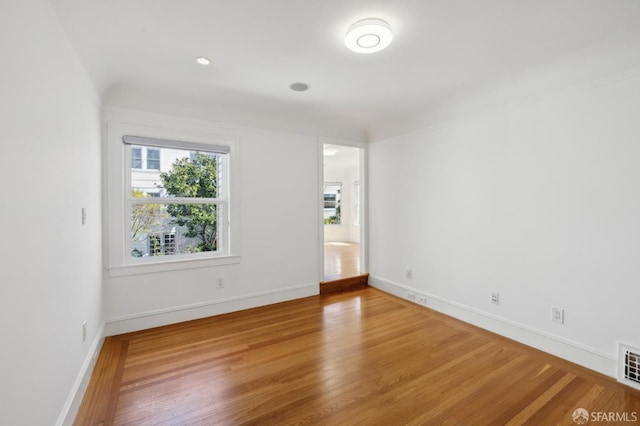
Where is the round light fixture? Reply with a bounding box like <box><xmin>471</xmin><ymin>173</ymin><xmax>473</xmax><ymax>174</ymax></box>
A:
<box><xmin>345</xmin><ymin>18</ymin><xmax>393</xmax><ymax>54</ymax></box>
<box><xmin>290</xmin><ymin>82</ymin><xmax>310</xmax><ymax>92</ymax></box>
<box><xmin>195</xmin><ymin>56</ymin><xmax>212</xmax><ymax>66</ymax></box>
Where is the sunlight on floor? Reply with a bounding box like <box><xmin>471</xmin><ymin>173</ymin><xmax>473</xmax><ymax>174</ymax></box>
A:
<box><xmin>324</xmin><ymin>241</ymin><xmax>360</xmax><ymax>281</ymax></box>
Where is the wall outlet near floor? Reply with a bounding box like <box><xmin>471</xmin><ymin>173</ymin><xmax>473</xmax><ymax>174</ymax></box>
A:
<box><xmin>417</xmin><ymin>295</ymin><xmax>427</xmax><ymax>305</ymax></box>
<box><xmin>406</xmin><ymin>269</ymin><xmax>413</xmax><ymax>279</ymax></box>
<box><xmin>216</xmin><ymin>278</ymin><xmax>224</xmax><ymax>289</ymax></box>
<box><xmin>407</xmin><ymin>292</ymin><xmax>416</xmax><ymax>301</ymax></box>
<box><xmin>82</xmin><ymin>321</ymin><xmax>87</xmax><ymax>342</ymax></box>
<box><xmin>491</xmin><ymin>293</ymin><xmax>500</xmax><ymax>305</ymax></box>
<box><xmin>551</xmin><ymin>306</ymin><xmax>564</xmax><ymax>324</ymax></box>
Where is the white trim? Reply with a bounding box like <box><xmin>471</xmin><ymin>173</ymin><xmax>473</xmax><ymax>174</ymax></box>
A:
<box><xmin>317</xmin><ymin>139</ymin><xmax>325</xmax><ymax>281</ymax></box>
<box><xmin>368</xmin><ymin>275</ymin><xmax>617</xmax><ymax>378</ymax></box>
<box><xmin>123</xmin><ymin>135</ymin><xmax>231</xmax><ymax>154</ymax></box>
<box><xmin>106</xmin><ymin>118</ymin><xmax>241</xmax><ymax>271</ymax></box>
<box><xmin>56</xmin><ymin>324</ymin><xmax>105</xmax><ymax>426</ymax></box>
<box><xmin>108</xmin><ymin>254</ymin><xmax>241</xmax><ymax>277</ymax></box>
<box><xmin>359</xmin><ymin>147</ymin><xmax>368</xmax><ymax>273</ymax></box>
<box><xmin>104</xmin><ymin>282</ymin><xmax>319</xmax><ymax>336</ymax></box>
<box><xmin>319</xmin><ymin>136</ymin><xmax>368</xmax><ymax>149</ymax></box>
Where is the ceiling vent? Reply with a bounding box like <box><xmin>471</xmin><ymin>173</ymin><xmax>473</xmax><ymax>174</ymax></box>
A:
<box><xmin>618</xmin><ymin>343</ymin><xmax>640</xmax><ymax>390</ymax></box>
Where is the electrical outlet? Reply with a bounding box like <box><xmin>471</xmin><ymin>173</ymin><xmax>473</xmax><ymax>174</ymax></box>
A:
<box><xmin>551</xmin><ymin>306</ymin><xmax>564</xmax><ymax>324</ymax></box>
<box><xmin>406</xmin><ymin>269</ymin><xmax>413</xmax><ymax>279</ymax></box>
<box><xmin>491</xmin><ymin>293</ymin><xmax>500</xmax><ymax>305</ymax></box>
<box><xmin>81</xmin><ymin>207</ymin><xmax>87</xmax><ymax>225</ymax></box>
<box><xmin>82</xmin><ymin>321</ymin><xmax>87</xmax><ymax>343</ymax></box>
<box><xmin>407</xmin><ymin>292</ymin><xmax>416</xmax><ymax>301</ymax></box>
<box><xmin>216</xmin><ymin>278</ymin><xmax>224</xmax><ymax>288</ymax></box>
<box><xmin>417</xmin><ymin>295</ymin><xmax>427</xmax><ymax>305</ymax></box>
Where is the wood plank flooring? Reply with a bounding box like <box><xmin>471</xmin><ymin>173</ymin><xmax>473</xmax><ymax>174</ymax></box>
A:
<box><xmin>324</xmin><ymin>241</ymin><xmax>360</xmax><ymax>281</ymax></box>
<box><xmin>75</xmin><ymin>288</ymin><xmax>640</xmax><ymax>425</ymax></box>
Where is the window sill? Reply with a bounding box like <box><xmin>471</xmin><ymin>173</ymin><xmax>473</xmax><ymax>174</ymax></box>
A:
<box><xmin>108</xmin><ymin>254</ymin><xmax>241</xmax><ymax>277</ymax></box>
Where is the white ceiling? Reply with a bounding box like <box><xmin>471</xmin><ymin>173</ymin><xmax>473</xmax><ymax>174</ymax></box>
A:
<box><xmin>50</xmin><ymin>0</ymin><xmax>640</xmax><ymax>141</ymax></box>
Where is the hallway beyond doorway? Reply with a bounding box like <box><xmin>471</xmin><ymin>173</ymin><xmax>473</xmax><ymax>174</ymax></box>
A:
<box><xmin>324</xmin><ymin>241</ymin><xmax>360</xmax><ymax>281</ymax></box>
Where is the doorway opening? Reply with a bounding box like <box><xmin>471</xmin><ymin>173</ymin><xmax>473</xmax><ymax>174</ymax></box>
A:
<box><xmin>322</xmin><ymin>143</ymin><xmax>364</xmax><ymax>283</ymax></box>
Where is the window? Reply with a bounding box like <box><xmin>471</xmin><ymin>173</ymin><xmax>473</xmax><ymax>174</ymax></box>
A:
<box><xmin>323</xmin><ymin>183</ymin><xmax>341</xmax><ymax>225</ymax></box>
<box><xmin>124</xmin><ymin>135</ymin><xmax>230</xmax><ymax>260</ymax></box>
<box><xmin>131</xmin><ymin>147</ymin><xmax>142</xmax><ymax>169</ymax></box>
<box><xmin>131</xmin><ymin>146</ymin><xmax>161</xmax><ymax>170</ymax></box>
<box><xmin>143</xmin><ymin>232</ymin><xmax>176</xmax><ymax>256</ymax></box>
<box><xmin>146</xmin><ymin>148</ymin><xmax>160</xmax><ymax>170</ymax></box>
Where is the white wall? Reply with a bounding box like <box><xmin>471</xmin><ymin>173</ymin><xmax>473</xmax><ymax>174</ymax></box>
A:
<box><xmin>369</xmin><ymin>71</ymin><xmax>640</xmax><ymax>377</ymax></box>
<box><xmin>103</xmin><ymin>108</ymin><xmax>320</xmax><ymax>334</ymax></box>
<box><xmin>0</xmin><ymin>1</ymin><xmax>103</xmax><ymax>425</ymax></box>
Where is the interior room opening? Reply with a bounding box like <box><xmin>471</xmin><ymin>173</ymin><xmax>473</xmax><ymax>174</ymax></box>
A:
<box><xmin>323</xmin><ymin>144</ymin><xmax>363</xmax><ymax>281</ymax></box>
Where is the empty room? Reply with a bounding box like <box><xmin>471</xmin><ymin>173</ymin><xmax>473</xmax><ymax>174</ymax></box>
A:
<box><xmin>2</xmin><ymin>0</ymin><xmax>640</xmax><ymax>425</ymax></box>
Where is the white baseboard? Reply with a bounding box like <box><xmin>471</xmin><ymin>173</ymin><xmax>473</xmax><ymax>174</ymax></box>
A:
<box><xmin>104</xmin><ymin>282</ymin><xmax>319</xmax><ymax>336</ymax></box>
<box><xmin>56</xmin><ymin>323</ymin><xmax>105</xmax><ymax>426</ymax></box>
<box><xmin>368</xmin><ymin>275</ymin><xmax>617</xmax><ymax>378</ymax></box>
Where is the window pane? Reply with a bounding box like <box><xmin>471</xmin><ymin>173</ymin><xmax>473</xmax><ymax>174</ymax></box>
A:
<box><xmin>146</xmin><ymin>148</ymin><xmax>160</xmax><ymax>170</ymax></box>
<box><xmin>131</xmin><ymin>203</ymin><xmax>220</xmax><ymax>257</ymax></box>
<box><xmin>131</xmin><ymin>147</ymin><xmax>223</xmax><ymax>199</ymax></box>
<box><xmin>131</xmin><ymin>147</ymin><xmax>142</xmax><ymax>169</ymax></box>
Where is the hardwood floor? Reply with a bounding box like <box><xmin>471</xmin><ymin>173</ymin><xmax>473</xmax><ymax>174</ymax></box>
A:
<box><xmin>319</xmin><ymin>273</ymin><xmax>369</xmax><ymax>296</ymax></box>
<box><xmin>75</xmin><ymin>288</ymin><xmax>640</xmax><ymax>425</ymax></box>
<box><xmin>324</xmin><ymin>241</ymin><xmax>360</xmax><ymax>281</ymax></box>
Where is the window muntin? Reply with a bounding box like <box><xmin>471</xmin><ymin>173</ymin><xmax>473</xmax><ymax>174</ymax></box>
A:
<box><xmin>127</xmin><ymin>142</ymin><xmax>228</xmax><ymax>260</ymax></box>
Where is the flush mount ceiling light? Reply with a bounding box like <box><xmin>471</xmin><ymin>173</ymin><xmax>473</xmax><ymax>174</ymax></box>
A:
<box><xmin>345</xmin><ymin>18</ymin><xmax>393</xmax><ymax>54</ymax></box>
<box><xmin>195</xmin><ymin>56</ymin><xmax>211</xmax><ymax>66</ymax></box>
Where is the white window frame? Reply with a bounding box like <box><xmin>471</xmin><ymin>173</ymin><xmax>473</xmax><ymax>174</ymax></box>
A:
<box><xmin>106</xmin><ymin>119</ymin><xmax>241</xmax><ymax>277</ymax></box>
<box><xmin>354</xmin><ymin>181</ymin><xmax>360</xmax><ymax>227</ymax></box>
<box><xmin>124</xmin><ymin>136</ymin><xmax>229</xmax><ymax>261</ymax></box>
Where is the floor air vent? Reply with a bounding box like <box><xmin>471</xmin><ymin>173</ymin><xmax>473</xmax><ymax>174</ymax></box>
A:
<box><xmin>619</xmin><ymin>344</ymin><xmax>640</xmax><ymax>390</ymax></box>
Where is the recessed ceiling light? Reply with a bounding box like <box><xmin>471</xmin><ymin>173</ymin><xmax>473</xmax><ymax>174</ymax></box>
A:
<box><xmin>290</xmin><ymin>82</ymin><xmax>310</xmax><ymax>92</ymax></box>
<box><xmin>345</xmin><ymin>18</ymin><xmax>393</xmax><ymax>54</ymax></box>
<box><xmin>195</xmin><ymin>56</ymin><xmax>211</xmax><ymax>66</ymax></box>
